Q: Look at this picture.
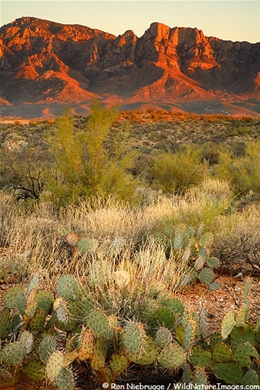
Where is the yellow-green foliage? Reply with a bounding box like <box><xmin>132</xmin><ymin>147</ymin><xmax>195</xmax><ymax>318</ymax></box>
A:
<box><xmin>45</xmin><ymin>101</ymin><xmax>139</xmax><ymax>205</ymax></box>
<box><xmin>150</xmin><ymin>145</ymin><xmax>203</xmax><ymax>194</ymax></box>
<box><xmin>216</xmin><ymin>141</ymin><xmax>260</xmax><ymax>195</ymax></box>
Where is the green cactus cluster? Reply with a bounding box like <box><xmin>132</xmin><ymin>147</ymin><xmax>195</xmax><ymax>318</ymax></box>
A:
<box><xmin>0</xmin><ymin>274</ymin><xmax>259</xmax><ymax>388</ymax></box>
<box><xmin>151</xmin><ymin>223</ymin><xmax>222</xmax><ymax>290</ymax></box>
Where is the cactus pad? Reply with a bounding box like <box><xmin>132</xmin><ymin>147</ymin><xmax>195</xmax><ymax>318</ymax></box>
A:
<box><xmin>189</xmin><ymin>345</ymin><xmax>211</xmax><ymax>368</ymax></box>
<box><xmin>124</xmin><ymin>322</ymin><xmax>145</xmax><ymax>354</ymax></box>
<box><xmin>241</xmin><ymin>369</ymin><xmax>259</xmax><ymax>386</ymax></box>
<box><xmin>16</xmin><ymin>291</ymin><xmax>27</xmax><ymax>315</ymax></box>
<box><xmin>56</xmin><ymin>367</ymin><xmax>75</xmax><ymax>390</ymax></box>
<box><xmin>4</xmin><ymin>285</ymin><xmax>24</xmax><ymax>309</ymax></box>
<box><xmin>110</xmin><ymin>353</ymin><xmax>129</xmax><ymax>375</ymax></box>
<box><xmin>23</xmin><ymin>359</ymin><xmax>45</xmax><ymax>381</ymax></box>
<box><xmin>208</xmin><ymin>282</ymin><xmax>222</xmax><ymax>291</ymax></box>
<box><xmin>155</xmin><ymin>307</ymin><xmax>175</xmax><ymax>329</ymax></box>
<box><xmin>77</xmin><ymin>238</ymin><xmax>99</xmax><ymax>254</ymax></box>
<box><xmin>90</xmin><ymin>337</ymin><xmax>109</xmax><ymax>371</ymax></box>
<box><xmin>129</xmin><ymin>336</ymin><xmax>159</xmax><ymax>365</ymax></box>
<box><xmin>78</xmin><ymin>328</ymin><xmax>95</xmax><ymax>361</ymax></box>
<box><xmin>19</xmin><ymin>330</ymin><xmax>34</xmax><ymax>354</ymax></box>
<box><xmin>38</xmin><ymin>335</ymin><xmax>57</xmax><ymax>364</ymax></box>
<box><xmin>158</xmin><ymin>342</ymin><xmax>186</xmax><ymax>369</ymax></box>
<box><xmin>140</xmin><ymin>298</ymin><xmax>160</xmax><ymax>322</ymax></box>
<box><xmin>29</xmin><ymin>308</ymin><xmax>47</xmax><ymax>331</ymax></box>
<box><xmin>230</xmin><ymin>324</ymin><xmax>255</xmax><ymax>349</ymax></box>
<box><xmin>1</xmin><ymin>342</ymin><xmax>27</xmax><ymax>366</ymax></box>
<box><xmin>35</xmin><ymin>291</ymin><xmax>53</xmax><ymax>313</ymax></box>
<box><xmin>65</xmin><ymin>232</ymin><xmax>80</xmax><ymax>246</ymax></box>
<box><xmin>46</xmin><ymin>351</ymin><xmax>64</xmax><ymax>383</ymax></box>
<box><xmin>213</xmin><ymin>362</ymin><xmax>242</xmax><ymax>385</ymax></box>
<box><xmin>212</xmin><ymin>342</ymin><xmax>233</xmax><ymax>363</ymax></box>
<box><xmin>0</xmin><ymin>307</ymin><xmax>11</xmax><ymax>339</ymax></box>
<box><xmin>56</xmin><ymin>275</ymin><xmax>79</xmax><ymax>300</ymax></box>
<box><xmin>235</xmin><ymin>305</ymin><xmax>246</xmax><ymax>327</ymax></box>
<box><xmin>221</xmin><ymin>312</ymin><xmax>236</xmax><ymax>339</ymax></box>
<box><xmin>198</xmin><ymin>268</ymin><xmax>215</xmax><ymax>285</ymax></box>
<box><xmin>233</xmin><ymin>342</ymin><xmax>258</xmax><ymax>367</ymax></box>
<box><xmin>207</xmin><ymin>257</ymin><xmax>220</xmax><ymax>269</ymax></box>
<box><xmin>162</xmin><ymin>298</ymin><xmax>184</xmax><ymax>313</ymax></box>
<box><xmin>155</xmin><ymin>327</ymin><xmax>172</xmax><ymax>348</ymax></box>
<box><xmin>87</xmin><ymin>308</ymin><xmax>109</xmax><ymax>338</ymax></box>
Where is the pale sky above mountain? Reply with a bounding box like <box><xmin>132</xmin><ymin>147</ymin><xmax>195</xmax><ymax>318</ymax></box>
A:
<box><xmin>1</xmin><ymin>1</ymin><xmax>260</xmax><ymax>43</ymax></box>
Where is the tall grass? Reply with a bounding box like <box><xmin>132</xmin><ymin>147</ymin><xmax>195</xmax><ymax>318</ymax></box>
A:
<box><xmin>0</xmin><ymin>178</ymin><xmax>246</xmax><ymax>295</ymax></box>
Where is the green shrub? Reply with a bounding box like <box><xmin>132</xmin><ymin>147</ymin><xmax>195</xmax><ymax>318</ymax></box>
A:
<box><xmin>45</xmin><ymin>101</ymin><xmax>139</xmax><ymax>205</ymax></box>
<box><xmin>150</xmin><ymin>145</ymin><xmax>203</xmax><ymax>194</ymax></box>
<box><xmin>215</xmin><ymin>141</ymin><xmax>260</xmax><ymax>195</ymax></box>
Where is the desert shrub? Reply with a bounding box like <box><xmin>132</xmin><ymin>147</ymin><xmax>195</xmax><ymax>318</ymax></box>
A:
<box><xmin>213</xmin><ymin>204</ymin><xmax>260</xmax><ymax>272</ymax></box>
<box><xmin>215</xmin><ymin>140</ymin><xmax>260</xmax><ymax>195</ymax></box>
<box><xmin>0</xmin><ymin>144</ymin><xmax>50</xmax><ymax>200</ymax></box>
<box><xmin>45</xmin><ymin>101</ymin><xmax>139</xmax><ymax>206</ymax></box>
<box><xmin>149</xmin><ymin>145</ymin><xmax>203</xmax><ymax>194</ymax></box>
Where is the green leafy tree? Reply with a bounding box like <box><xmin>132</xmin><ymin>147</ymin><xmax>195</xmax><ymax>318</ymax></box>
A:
<box><xmin>46</xmin><ymin>101</ymin><xmax>139</xmax><ymax>205</ymax></box>
<box><xmin>150</xmin><ymin>145</ymin><xmax>203</xmax><ymax>194</ymax></box>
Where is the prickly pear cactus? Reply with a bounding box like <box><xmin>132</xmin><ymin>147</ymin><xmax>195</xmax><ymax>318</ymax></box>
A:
<box><xmin>35</xmin><ymin>291</ymin><xmax>53</xmax><ymax>313</ymax></box>
<box><xmin>0</xmin><ymin>307</ymin><xmax>11</xmax><ymax>339</ymax></box>
<box><xmin>19</xmin><ymin>330</ymin><xmax>34</xmax><ymax>353</ymax></box>
<box><xmin>240</xmin><ymin>369</ymin><xmax>260</xmax><ymax>386</ymax></box>
<box><xmin>87</xmin><ymin>308</ymin><xmax>109</xmax><ymax>338</ymax></box>
<box><xmin>78</xmin><ymin>328</ymin><xmax>95</xmax><ymax>361</ymax></box>
<box><xmin>162</xmin><ymin>297</ymin><xmax>184</xmax><ymax>314</ymax></box>
<box><xmin>155</xmin><ymin>327</ymin><xmax>172</xmax><ymax>348</ymax></box>
<box><xmin>65</xmin><ymin>232</ymin><xmax>80</xmax><ymax>246</ymax></box>
<box><xmin>45</xmin><ymin>350</ymin><xmax>64</xmax><ymax>384</ymax></box>
<box><xmin>198</xmin><ymin>268</ymin><xmax>215</xmax><ymax>286</ymax></box>
<box><xmin>29</xmin><ymin>308</ymin><xmax>48</xmax><ymax>331</ymax></box>
<box><xmin>189</xmin><ymin>345</ymin><xmax>211</xmax><ymax>368</ymax></box>
<box><xmin>38</xmin><ymin>335</ymin><xmax>57</xmax><ymax>364</ymax></box>
<box><xmin>56</xmin><ymin>275</ymin><xmax>79</xmax><ymax>300</ymax></box>
<box><xmin>221</xmin><ymin>312</ymin><xmax>236</xmax><ymax>339</ymax></box>
<box><xmin>158</xmin><ymin>342</ymin><xmax>186</xmax><ymax>369</ymax></box>
<box><xmin>233</xmin><ymin>342</ymin><xmax>258</xmax><ymax>367</ymax></box>
<box><xmin>124</xmin><ymin>322</ymin><xmax>145</xmax><ymax>354</ymax></box>
<box><xmin>110</xmin><ymin>353</ymin><xmax>129</xmax><ymax>378</ymax></box>
<box><xmin>77</xmin><ymin>238</ymin><xmax>99</xmax><ymax>254</ymax></box>
<box><xmin>4</xmin><ymin>285</ymin><xmax>24</xmax><ymax>309</ymax></box>
<box><xmin>90</xmin><ymin>337</ymin><xmax>109</xmax><ymax>371</ymax></box>
<box><xmin>212</xmin><ymin>342</ymin><xmax>233</xmax><ymax>363</ymax></box>
<box><xmin>192</xmin><ymin>367</ymin><xmax>208</xmax><ymax>385</ymax></box>
<box><xmin>1</xmin><ymin>342</ymin><xmax>27</xmax><ymax>366</ymax></box>
<box><xmin>129</xmin><ymin>336</ymin><xmax>159</xmax><ymax>365</ymax></box>
<box><xmin>155</xmin><ymin>307</ymin><xmax>175</xmax><ymax>329</ymax></box>
<box><xmin>213</xmin><ymin>362</ymin><xmax>242</xmax><ymax>385</ymax></box>
<box><xmin>23</xmin><ymin>359</ymin><xmax>45</xmax><ymax>381</ymax></box>
<box><xmin>56</xmin><ymin>367</ymin><xmax>75</xmax><ymax>390</ymax></box>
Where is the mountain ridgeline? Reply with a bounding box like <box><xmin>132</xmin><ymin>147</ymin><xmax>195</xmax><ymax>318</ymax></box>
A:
<box><xmin>0</xmin><ymin>17</ymin><xmax>260</xmax><ymax>118</ymax></box>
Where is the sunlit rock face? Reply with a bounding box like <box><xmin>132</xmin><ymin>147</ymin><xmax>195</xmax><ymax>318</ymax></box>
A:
<box><xmin>0</xmin><ymin>17</ymin><xmax>260</xmax><ymax>116</ymax></box>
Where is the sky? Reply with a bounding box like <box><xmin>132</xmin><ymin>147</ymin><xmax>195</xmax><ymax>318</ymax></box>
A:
<box><xmin>1</xmin><ymin>0</ymin><xmax>260</xmax><ymax>43</ymax></box>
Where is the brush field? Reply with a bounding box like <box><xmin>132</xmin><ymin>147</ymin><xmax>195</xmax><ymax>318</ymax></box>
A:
<box><xmin>0</xmin><ymin>109</ymin><xmax>260</xmax><ymax>389</ymax></box>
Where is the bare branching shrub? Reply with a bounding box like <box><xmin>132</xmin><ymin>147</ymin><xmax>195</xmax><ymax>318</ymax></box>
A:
<box><xmin>213</xmin><ymin>204</ymin><xmax>260</xmax><ymax>273</ymax></box>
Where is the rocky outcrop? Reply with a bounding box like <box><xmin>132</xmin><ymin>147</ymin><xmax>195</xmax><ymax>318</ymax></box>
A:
<box><xmin>0</xmin><ymin>17</ymin><xmax>260</xmax><ymax>116</ymax></box>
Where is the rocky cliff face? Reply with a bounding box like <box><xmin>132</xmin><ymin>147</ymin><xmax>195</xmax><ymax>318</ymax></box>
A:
<box><xmin>0</xmin><ymin>17</ymin><xmax>260</xmax><ymax>117</ymax></box>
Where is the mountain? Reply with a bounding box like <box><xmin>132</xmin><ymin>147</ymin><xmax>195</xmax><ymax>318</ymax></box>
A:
<box><xmin>0</xmin><ymin>17</ymin><xmax>260</xmax><ymax>118</ymax></box>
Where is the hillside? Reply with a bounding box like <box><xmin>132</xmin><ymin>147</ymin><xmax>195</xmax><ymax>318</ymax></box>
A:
<box><xmin>0</xmin><ymin>17</ymin><xmax>260</xmax><ymax>118</ymax></box>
